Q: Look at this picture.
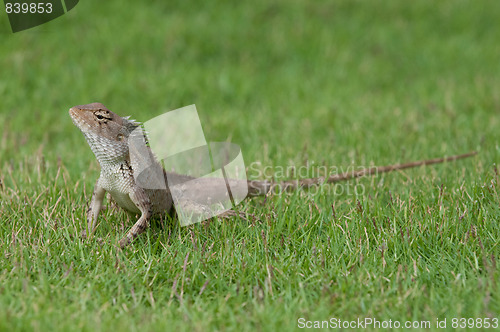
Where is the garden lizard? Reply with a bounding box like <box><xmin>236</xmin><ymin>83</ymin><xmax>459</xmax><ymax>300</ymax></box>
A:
<box><xmin>69</xmin><ymin>103</ymin><xmax>477</xmax><ymax>248</ymax></box>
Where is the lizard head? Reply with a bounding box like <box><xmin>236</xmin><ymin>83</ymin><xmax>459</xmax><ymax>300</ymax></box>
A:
<box><xmin>69</xmin><ymin>103</ymin><xmax>141</xmax><ymax>165</ymax></box>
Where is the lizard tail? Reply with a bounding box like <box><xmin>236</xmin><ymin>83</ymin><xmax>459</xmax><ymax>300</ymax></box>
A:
<box><xmin>246</xmin><ymin>151</ymin><xmax>478</xmax><ymax>196</ymax></box>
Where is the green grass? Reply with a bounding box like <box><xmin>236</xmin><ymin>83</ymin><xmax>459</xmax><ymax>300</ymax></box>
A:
<box><xmin>0</xmin><ymin>0</ymin><xmax>499</xmax><ymax>331</ymax></box>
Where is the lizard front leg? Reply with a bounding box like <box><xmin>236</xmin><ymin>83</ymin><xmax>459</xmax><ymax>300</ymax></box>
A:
<box><xmin>87</xmin><ymin>178</ymin><xmax>106</xmax><ymax>236</ymax></box>
<box><xmin>118</xmin><ymin>186</ymin><xmax>152</xmax><ymax>248</ymax></box>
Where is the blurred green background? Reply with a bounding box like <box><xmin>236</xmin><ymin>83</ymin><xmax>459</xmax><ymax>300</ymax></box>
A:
<box><xmin>1</xmin><ymin>0</ymin><xmax>498</xmax><ymax>169</ymax></box>
<box><xmin>0</xmin><ymin>0</ymin><xmax>499</xmax><ymax>330</ymax></box>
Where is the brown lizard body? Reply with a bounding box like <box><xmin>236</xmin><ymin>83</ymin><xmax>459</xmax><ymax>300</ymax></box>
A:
<box><xmin>69</xmin><ymin>103</ymin><xmax>477</xmax><ymax>248</ymax></box>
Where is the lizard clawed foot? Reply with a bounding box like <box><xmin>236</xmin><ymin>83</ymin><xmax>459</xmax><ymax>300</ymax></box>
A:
<box><xmin>118</xmin><ymin>234</ymin><xmax>134</xmax><ymax>249</ymax></box>
<box><xmin>218</xmin><ymin>209</ymin><xmax>261</xmax><ymax>223</ymax></box>
<box><xmin>118</xmin><ymin>237</ymin><xmax>129</xmax><ymax>249</ymax></box>
<box><xmin>80</xmin><ymin>230</ymin><xmax>108</xmax><ymax>247</ymax></box>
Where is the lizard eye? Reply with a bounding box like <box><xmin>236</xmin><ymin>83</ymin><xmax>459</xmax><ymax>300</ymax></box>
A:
<box><xmin>94</xmin><ymin>111</ymin><xmax>111</xmax><ymax>121</ymax></box>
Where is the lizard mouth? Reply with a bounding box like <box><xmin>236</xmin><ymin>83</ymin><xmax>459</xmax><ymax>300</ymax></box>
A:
<box><xmin>69</xmin><ymin>107</ymin><xmax>90</xmax><ymax>132</ymax></box>
<box><xmin>68</xmin><ymin>107</ymin><xmax>78</xmax><ymax>119</ymax></box>
<box><xmin>68</xmin><ymin>107</ymin><xmax>80</xmax><ymax>123</ymax></box>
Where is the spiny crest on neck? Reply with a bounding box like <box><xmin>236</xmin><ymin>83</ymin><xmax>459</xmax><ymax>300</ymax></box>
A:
<box><xmin>123</xmin><ymin>116</ymin><xmax>142</xmax><ymax>135</ymax></box>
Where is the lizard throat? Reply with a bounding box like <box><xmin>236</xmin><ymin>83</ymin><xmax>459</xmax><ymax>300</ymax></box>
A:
<box><xmin>82</xmin><ymin>131</ymin><xmax>129</xmax><ymax>167</ymax></box>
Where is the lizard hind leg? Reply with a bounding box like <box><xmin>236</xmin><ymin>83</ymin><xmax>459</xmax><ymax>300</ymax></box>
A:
<box><xmin>118</xmin><ymin>186</ymin><xmax>153</xmax><ymax>248</ymax></box>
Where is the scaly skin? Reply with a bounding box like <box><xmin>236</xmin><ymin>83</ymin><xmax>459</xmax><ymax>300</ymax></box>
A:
<box><xmin>69</xmin><ymin>103</ymin><xmax>172</xmax><ymax>247</ymax></box>
<box><xmin>69</xmin><ymin>103</ymin><xmax>477</xmax><ymax>248</ymax></box>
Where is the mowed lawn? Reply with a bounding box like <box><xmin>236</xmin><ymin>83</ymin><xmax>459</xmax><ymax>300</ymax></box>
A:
<box><xmin>0</xmin><ymin>1</ymin><xmax>499</xmax><ymax>331</ymax></box>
